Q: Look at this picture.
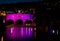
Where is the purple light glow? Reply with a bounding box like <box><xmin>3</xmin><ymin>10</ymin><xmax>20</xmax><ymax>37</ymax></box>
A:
<box><xmin>6</xmin><ymin>27</ymin><xmax>33</xmax><ymax>39</ymax></box>
<box><xmin>21</xmin><ymin>27</ymin><xmax>24</xmax><ymax>37</ymax></box>
<box><xmin>6</xmin><ymin>14</ymin><xmax>33</xmax><ymax>22</ymax></box>
<box><xmin>6</xmin><ymin>14</ymin><xmax>34</xmax><ymax>40</ymax></box>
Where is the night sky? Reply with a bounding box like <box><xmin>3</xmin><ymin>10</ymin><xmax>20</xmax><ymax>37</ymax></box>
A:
<box><xmin>0</xmin><ymin>0</ymin><xmax>41</xmax><ymax>4</ymax></box>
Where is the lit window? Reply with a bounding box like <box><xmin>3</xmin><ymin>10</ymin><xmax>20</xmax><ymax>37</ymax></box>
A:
<box><xmin>25</xmin><ymin>20</ymin><xmax>32</xmax><ymax>26</ymax></box>
<box><xmin>34</xmin><ymin>28</ymin><xmax>36</xmax><ymax>31</ymax></box>
<box><xmin>53</xmin><ymin>30</ymin><xmax>55</xmax><ymax>34</ymax></box>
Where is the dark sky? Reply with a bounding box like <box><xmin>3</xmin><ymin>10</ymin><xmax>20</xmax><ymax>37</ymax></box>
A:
<box><xmin>0</xmin><ymin>0</ymin><xmax>41</xmax><ymax>4</ymax></box>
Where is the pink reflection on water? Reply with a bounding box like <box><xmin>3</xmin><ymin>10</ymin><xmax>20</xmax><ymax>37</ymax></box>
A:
<box><xmin>11</xmin><ymin>27</ymin><xmax>18</xmax><ymax>39</ymax></box>
<box><xmin>26</xmin><ymin>27</ymin><xmax>28</xmax><ymax>35</ymax></box>
<box><xmin>21</xmin><ymin>27</ymin><xmax>24</xmax><ymax>37</ymax></box>
<box><xmin>6</xmin><ymin>27</ymin><xmax>33</xmax><ymax>39</ymax></box>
